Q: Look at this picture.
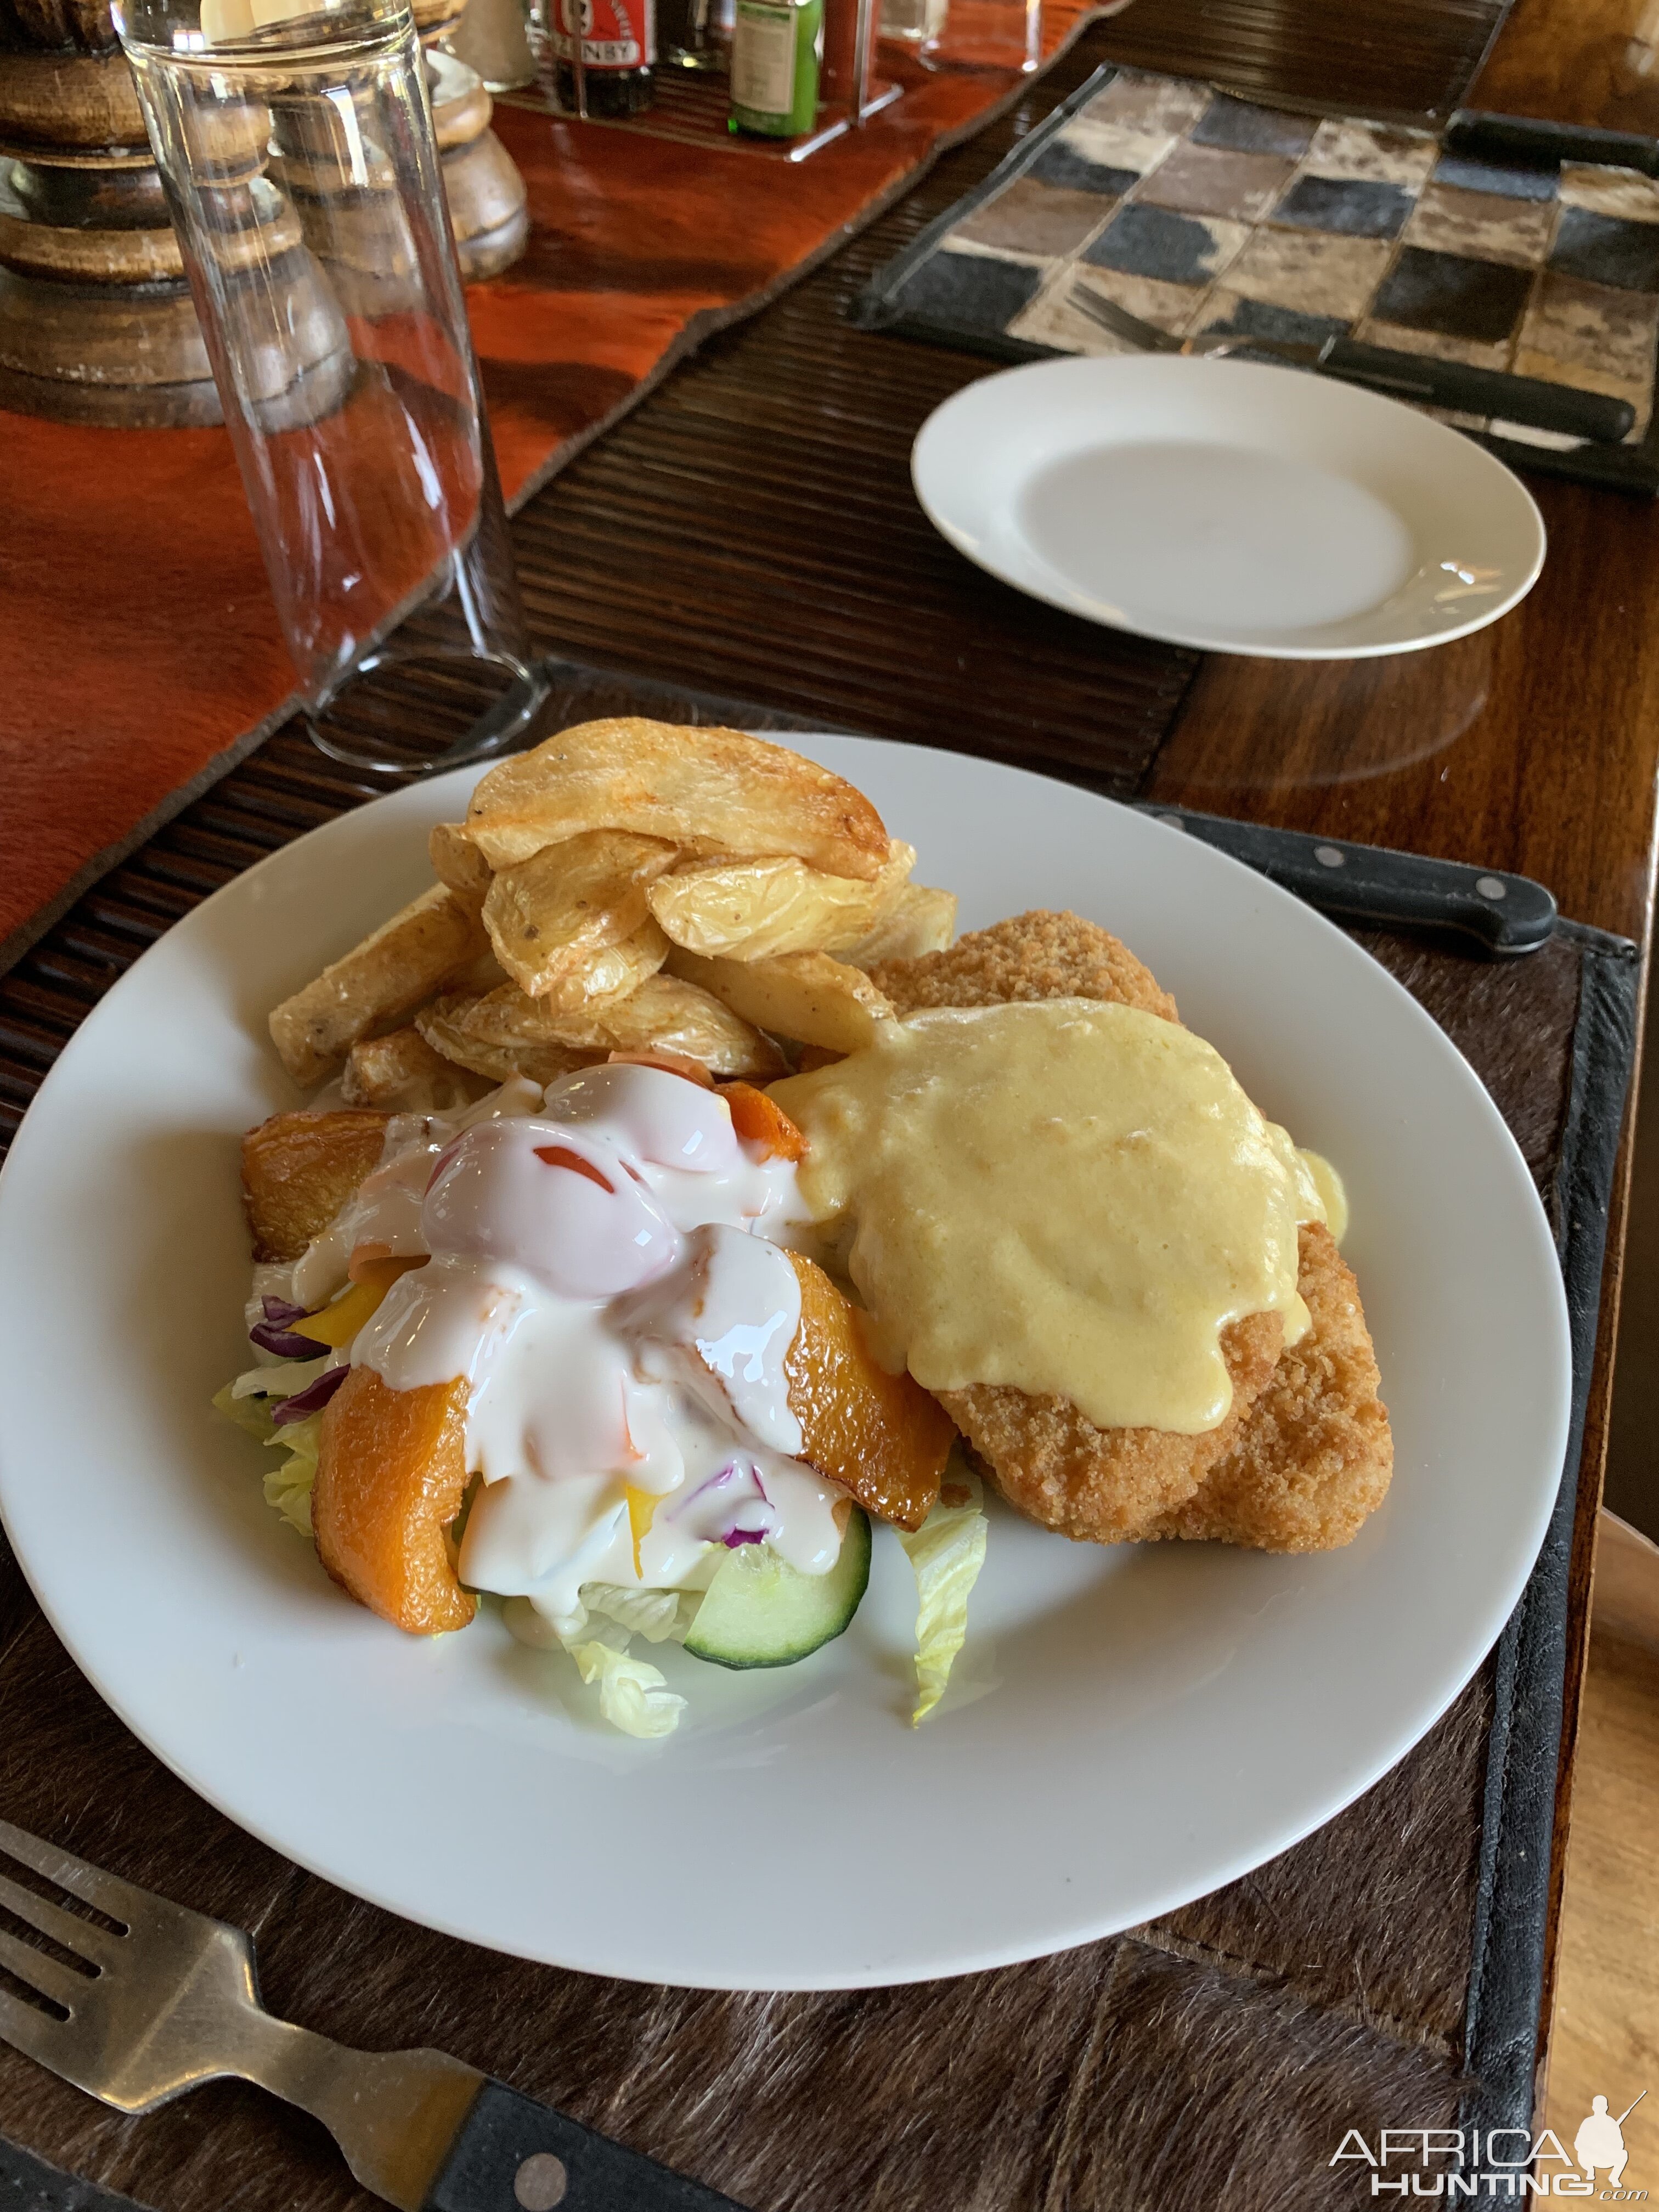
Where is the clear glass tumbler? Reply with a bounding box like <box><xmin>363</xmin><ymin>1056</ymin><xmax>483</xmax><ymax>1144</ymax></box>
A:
<box><xmin>919</xmin><ymin>0</ymin><xmax>1037</xmax><ymax>71</ymax></box>
<box><xmin>115</xmin><ymin>0</ymin><xmax>546</xmax><ymax>774</ymax></box>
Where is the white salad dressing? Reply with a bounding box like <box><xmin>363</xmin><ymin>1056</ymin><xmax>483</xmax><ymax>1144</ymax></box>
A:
<box><xmin>309</xmin><ymin>1064</ymin><xmax>843</xmax><ymax>1635</ymax></box>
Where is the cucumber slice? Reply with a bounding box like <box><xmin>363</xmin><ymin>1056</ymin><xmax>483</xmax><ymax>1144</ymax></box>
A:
<box><xmin>682</xmin><ymin>1509</ymin><xmax>872</xmax><ymax>1670</ymax></box>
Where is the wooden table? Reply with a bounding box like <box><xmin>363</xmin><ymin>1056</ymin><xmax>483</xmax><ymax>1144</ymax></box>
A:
<box><xmin>0</xmin><ymin>0</ymin><xmax>1650</xmax><ymax>2168</ymax></box>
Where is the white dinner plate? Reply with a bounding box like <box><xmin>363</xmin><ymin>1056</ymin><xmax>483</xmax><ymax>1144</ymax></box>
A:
<box><xmin>0</xmin><ymin>737</ymin><xmax>1570</xmax><ymax>1990</ymax></box>
<box><xmin>912</xmin><ymin>354</ymin><xmax>1547</xmax><ymax>658</ymax></box>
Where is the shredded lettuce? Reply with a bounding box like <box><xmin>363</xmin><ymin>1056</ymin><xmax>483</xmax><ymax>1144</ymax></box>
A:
<box><xmin>230</xmin><ymin>1352</ymin><xmax>335</xmax><ymax>1401</ymax></box>
<box><xmin>580</xmin><ymin>1582</ymin><xmax>697</xmax><ymax>1644</ymax></box>
<box><xmin>568</xmin><ymin>1632</ymin><xmax>686</xmax><ymax>1739</ymax></box>
<box><xmin>897</xmin><ymin>1454</ymin><xmax>988</xmax><ymax>1724</ymax></box>
<box><xmin>212</xmin><ymin>1382</ymin><xmax>322</xmax><ymax>1536</ymax></box>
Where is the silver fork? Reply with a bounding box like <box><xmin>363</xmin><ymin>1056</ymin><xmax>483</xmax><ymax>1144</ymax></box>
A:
<box><xmin>0</xmin><ymin>1815</ymin><xmax>743</xmax><ymax>2211</ymax></box>
<box><xmin>1065</xmin><ymin>280</ymin><xmax>1637</xmax><ymax>444</ymax></box>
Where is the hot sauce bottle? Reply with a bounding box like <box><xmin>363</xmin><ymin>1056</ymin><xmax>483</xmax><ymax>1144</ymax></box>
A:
<box><xmin>552</xmin><ymin>0</ymin><xmax>657</xmax><ymax>113</ymax></box>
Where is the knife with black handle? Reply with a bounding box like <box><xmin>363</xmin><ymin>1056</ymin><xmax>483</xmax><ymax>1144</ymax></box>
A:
<box><xmin>1070</xmin><ymin>281</ymin><xmax>1637</xmax><ymax>444</ymax></box>
<box><xmin>1311</xmin><ymin>338</ymin><xmax>1635</xmax><ymax>444</ymax></box>
<box><xmin>1135</xmin><ymin>804</ymin><xmax>1558</xmax><ymax>956</ymax></box>
<box><xmin>1444</xmin><ymin>106</ymin><xmax>1659</xmax><ymax>180</ymax></box>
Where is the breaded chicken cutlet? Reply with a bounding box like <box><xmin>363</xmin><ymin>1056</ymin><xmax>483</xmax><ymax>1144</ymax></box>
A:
<box><xmin>870</xmin><ymin>911</ymin><xmax>1393</xmax><ymax>1553</ymax></box>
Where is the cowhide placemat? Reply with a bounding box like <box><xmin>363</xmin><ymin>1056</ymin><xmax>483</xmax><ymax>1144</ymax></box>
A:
<box><xmin>854</xmin><ymin>63</ymin><xmax>1659</xmax><ymax>493</ymax></box>
<box><xmin>0</xmin><ymin>662</ymin><xmax>1638</xmax><ymax>2211</ymax></box>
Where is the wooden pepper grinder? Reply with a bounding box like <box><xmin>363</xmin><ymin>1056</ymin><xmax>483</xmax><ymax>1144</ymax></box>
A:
<box><xmin>420</xmin><ymin>0</ymin><xmax>528</xmax><ymax>282</ymax></box>
<box><xmin>0</xmin><ymin>0</ymin><xmax>525</xmax><ymax>427</ymax></box>
<box><xmin>0</xmin><ymin>0</ymin><xmax>225</xmax><ymax>421</ymax></box>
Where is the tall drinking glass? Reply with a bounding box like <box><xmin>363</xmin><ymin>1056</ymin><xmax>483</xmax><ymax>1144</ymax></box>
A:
<box><xmin>115</xmin><ymin>0</ymin><xmax>546</xmax><ymax>774</ymax></box>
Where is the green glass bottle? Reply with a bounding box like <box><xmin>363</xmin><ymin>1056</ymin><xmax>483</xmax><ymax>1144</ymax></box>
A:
<box><xmin>728</xmin><ymin>0</ymin><xmax>822</xmax><ymax>137</ymax></box>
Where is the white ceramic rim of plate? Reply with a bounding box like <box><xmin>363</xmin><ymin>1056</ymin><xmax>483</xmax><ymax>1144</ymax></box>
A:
<box><xmin>911</xmin><ymin>354</ymin><xmax>1547</xmax><ymax>660</ymax></box>
<box><xmin>0</xmin><ymin>738</ymin><xmax>1572</xmax><ymax>1989</ymax></box>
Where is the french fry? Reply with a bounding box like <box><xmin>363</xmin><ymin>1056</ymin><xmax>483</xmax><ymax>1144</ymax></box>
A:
<box><xmin>538</xmin><ymin>922</ymin><xmax>670</xmax><ymax>1015</ymax></box>
<box><xmin>464</xmin><ymin>720</ymin><xmax>890</xmax><ymax>881</ymax></box>
<box><xmin>482</xmin><ymin>828</ymin><xmax>677</xmax><ymax>1000</ymax></box>
<box><xmin>415</xmin><ymin>994</ymin><xmax>599</xmax><ymax>1088</ymax></box>
<box><xmin>341</xmin><ymin>1026</ymin><xmax>496</xmax><ymax>1113</ymax></box>
<box><xmin>269</xmin><ymin>884</ymin><xmax>489</xmax><ymax>1088</ymax></box>
<box><xmin>427</xmin><ymin>822</ymin><xmax>492</xmax><ymax>903</ymax></box>
<box><xmin>665</xmin><ymin>946</ymin><xmax>894</xmax><ymax>1056</ymax></box>
<box><xmin>461</xmin><ymin>974</ymin><xmax>784</xmax><ymax>1080</ymax></box>
<box><xmin>646</xmin><ymin>840</ymin><xmax>915</xmax><ymax>962</ymax></box>
<box><xmin>838</xmin><ymin>884</ymin><xmax>958</xmax><ymax>969</ymax></box>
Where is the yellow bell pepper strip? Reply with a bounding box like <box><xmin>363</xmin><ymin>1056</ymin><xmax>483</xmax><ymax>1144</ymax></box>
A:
<box><xmin>625</xmin><ymin>1485</ymin><xmax>659</xmax><ymax>1581</ymax></box>
<box><xmin>294</xmin><ymin>1256</ymin><xmax>425</xmax><ymax>1349</ymax></box>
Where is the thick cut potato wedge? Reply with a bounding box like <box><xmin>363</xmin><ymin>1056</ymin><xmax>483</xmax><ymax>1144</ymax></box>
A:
<box><xmin>839</xmin><ymin>884</ymin><xmax>958</xmax><ymax>969</ymax></box>
<box><xmin>269</xmin><ymin>884</ymin><xmax>489</xmax><ymax>1087</ymax></box>
<box><xmin>464</xmin><ymin>719</ymin><xmax>889</xmax><ymax>880</ymax></box>
<box><xmin>459</xmin><ymin>974</ymin><xmax>784</xmax><ymax>1079</ymax></box>
<box><xmin>536</xmin><ymin>922</ymin><xmax>669</xmax><ymax>1016</ymax></box>
<box><xmin>415</xmin><ymin>994</ymin><xmax>599</xmax><ymax>1088</ymax></box>
<box><xmin>783</xmin><ymin>1252</ymin><xmax>955</xmax><ymax>1531</ymax></box>
<box><xmin>313</xmin><ymin>1366</ymin><xmax>476</xmax><ymax>1635</ymax></box>
<box><xmin>428</xmin><ymin>821</ymin><xmax>493</xmax><ymax>901</ymax></box>
<box><xmin>341</xmin><ymin>1027</ymin><xmax>496</xmax><ymax>1113</ymax></box>
<box><xmin>241</xmin><ymin>1109</ymin><xmax>389</xmax><ymax>1265</ymax></box>
<box><xmin>666</xmin><ymin>946</ymin><xmax>894</xmax><ymax>1056</ymax></box>
<box><xmin>482</xmin><ymin>828</ymin><xmax>678</xmax><ymax>1000</ymax></box>
<box><xmin>646</xmin><ymin>841</ymin><xmax>915</xmax><ymax>962</ymax></box>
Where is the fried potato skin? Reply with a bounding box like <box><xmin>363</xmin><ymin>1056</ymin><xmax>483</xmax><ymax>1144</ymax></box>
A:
<box><xmin>940</xmin><ymin>1311</ymin><xmax>1283</xmax><ymax>1545</ymax></box>
<box><xmin>665</xmin><ymin>945</ymin><xmax>894</xmax><ymax>1055</ymax></box>
<box><xmin>481</xmin><ymin>830</ymin><xmax>676</xmax><ymax>1001</ymax></box>
<box><xmin>341</xmin><ymin>1027</ymin><xmax>495</xmax><ymax>1113</ymax></box>
<box><xmin>871</xmin><ymin>909</ymin><xmax>1177</xmax><ymax>1024</ymax></box>
<box><xmin>241</xmin><ymin>1109</ymin><xmax>390</xmax><ymax>1264</ymax></box>
<box><xmin>839</xmin><ymin>883</ymin><xmax>957</xmax><ymax>969</ymax></box>
<box><xmin>1144</xmin><ymin>1224</ymin><xmax>1393</xmax><ymax>1552</ymax></box>
<box><xmin>464</xmin><ymin>719</ymin><xmax>890</xmax><ymax>880</ymax></box>
<box><xmin>268</xmin><ymin>884</ymin><xmax>488</xmax><ymax>1087</ymax></box>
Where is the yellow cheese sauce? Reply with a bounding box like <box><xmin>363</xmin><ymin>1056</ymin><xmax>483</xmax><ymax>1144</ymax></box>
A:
<box><xmin>771</xmin><ymin>1000</ymin><xmax>1343</xmax><ymax>1437</ymax></box>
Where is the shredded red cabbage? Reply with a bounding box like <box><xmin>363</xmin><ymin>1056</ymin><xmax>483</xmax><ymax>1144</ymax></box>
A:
<box><xmin>721</xmin><ymin>1527</ymin><xmax>767</xmax><ymax>1548</ymax></box>
<box><xmin>249</xmin><ymin>1296</ymin><xmax>326</xmax><ymax>1358</ymax></box>
<box><xmin>250</xmin><ymin>1318</ymin><xmax>327</xmax><ymax>1358</ymax></box>
<box><xmin>667</xmin><ymin>1460</ymin><xmax>741</xmax><ymax>1520</ymax></box>
<box><xmin>270</xmin><ymin>1365</ymin><xmax>348</xmax><ymax>1426</ymax></box>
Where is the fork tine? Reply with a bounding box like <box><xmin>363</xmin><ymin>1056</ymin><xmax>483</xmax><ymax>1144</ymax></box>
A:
<box><xmin>0</xmin><ymin>1867</ymin><xmax>118</xmax><ymax>1967</ymax></box>
<box><xmin>0</xmin><ymin>1982</ymin><xmax>69</xmax><ymax>2071</ymax></box>
<box><xmin>0</xmin><ymin>1818</ymin><xmax>140</xmax><ymax>1925</ymax></box>
<box><xmin>0</xmin><ymin>1923</ymin><xmax>91</xmax><ymax>2011</ymax></box>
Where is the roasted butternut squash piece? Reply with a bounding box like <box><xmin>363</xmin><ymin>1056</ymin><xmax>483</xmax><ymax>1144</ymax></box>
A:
<box><xmin>313</xmin><ymin>1365</ymin><xmax>475</xmax><ymax>1634</ymax></box>
<box><xmin>783</xmin><ymin>1252</ymin><xmax>955</xmax><ymax>1532</ymax></box>
<box><xmin>721</xmin><ymin>1082</ymin><xmax>807</xmax><ymax>1161</ymax></box>
<box><xmin>241</xmin><ymin>1110</ymin><xmax>390</xmax><ymax>1264</ymax></box>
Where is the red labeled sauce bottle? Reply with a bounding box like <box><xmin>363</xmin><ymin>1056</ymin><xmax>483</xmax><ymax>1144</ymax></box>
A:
<box><xmin>552</xmin><ymin>0</ymin><xmax>656</xmax><ymax>113</ymax></box>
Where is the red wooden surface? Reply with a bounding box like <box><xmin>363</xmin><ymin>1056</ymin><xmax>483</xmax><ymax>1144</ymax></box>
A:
<box><xmin>0</xmin><ymin>10</ymin><xmax>1094</xmax><ymax>968</ymax></box>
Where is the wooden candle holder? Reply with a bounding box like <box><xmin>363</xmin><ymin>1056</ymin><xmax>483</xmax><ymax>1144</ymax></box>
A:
<box><xmin>0</xmin><ymin>0</ymin><xmax>527</xmax><ymax>427</ymax></box>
